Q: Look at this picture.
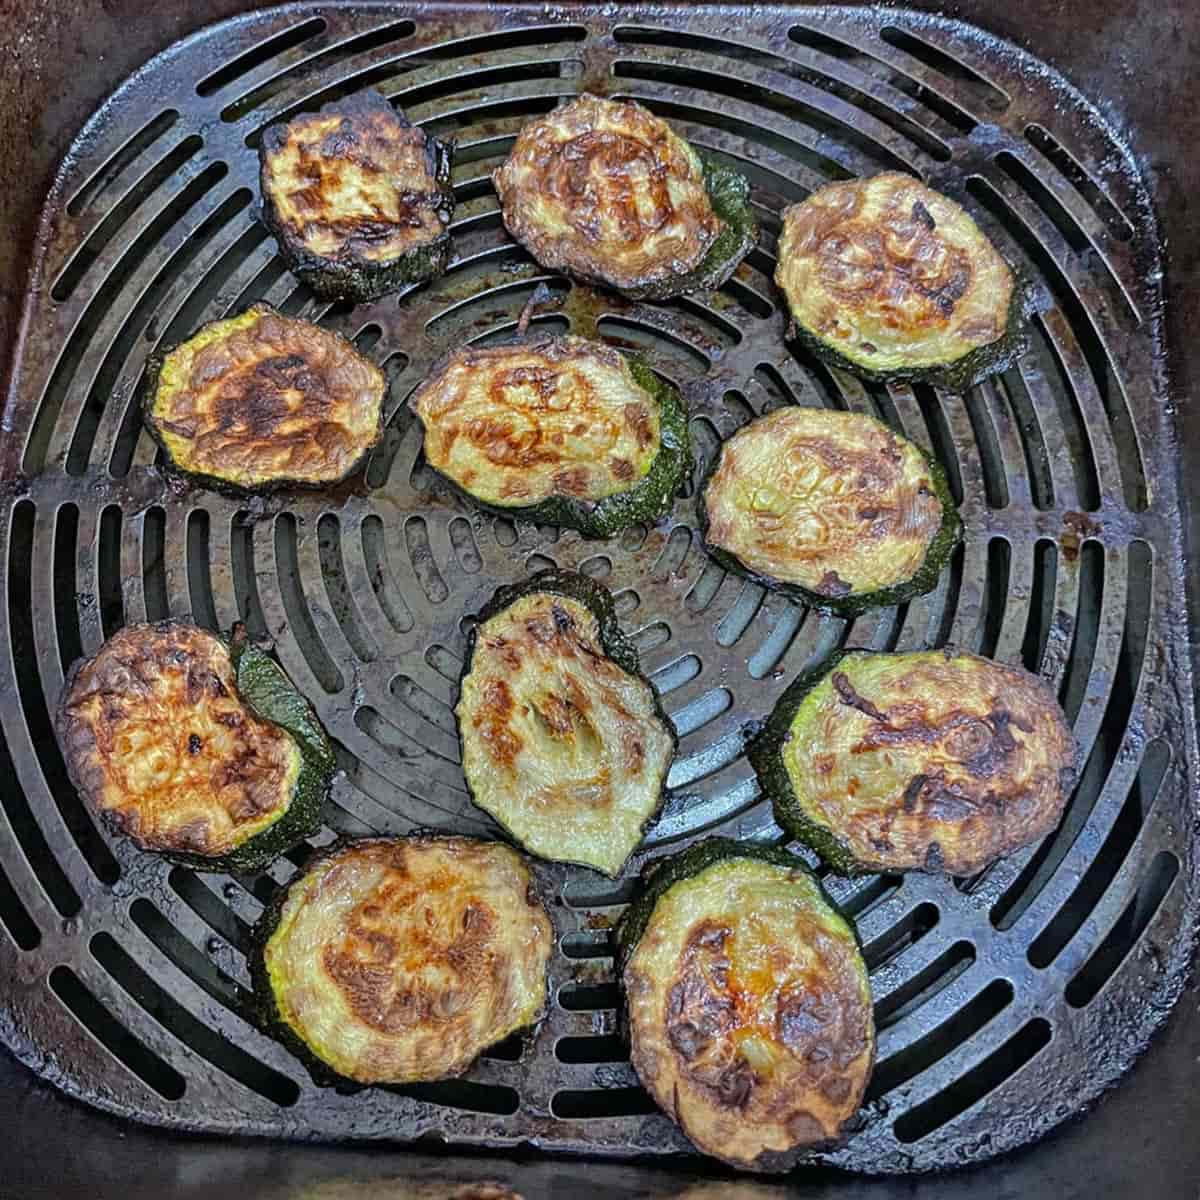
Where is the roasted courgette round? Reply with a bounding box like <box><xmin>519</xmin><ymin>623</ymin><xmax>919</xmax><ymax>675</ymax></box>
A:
<box><xmin>55</xmin><ymin>621</ymin><xmax>333</xmax><ymax>871</ymax></box>
<box><xmin>455</xmin><ymin>571</ymin><xmax>676</xmax><ymax>876</ymax></box>
<box><xmin>260</xmin><ymin>90</ymin><xmax>454</xmax><ymax>302</ymax></box>
<box><xmin>143</xmin><ymin>303</ymin><xmax>385</xmax><ymax>492</ymax></box>
<box><xmin>701</xmin><ymin>407</ymin><xmax>960</xmax><ymax>615</ymax></box>
<box><xmin>775</xmin><ymin>173</ymin><xmax>1024</xmax><ymax>391</ymax></box>
<box><xmin>255</xmin><ymin>835</ymin><xmax>553</xmax><ymax>1085</ymax></box>
<box><xmin>493</xmin><ymin>94</ymin><xmax>756</xmax><ymax>300</ymax></box>
<box><xmin>748</xmin><ymin>650</ymin><xmax>1078</xmax><ymax>875</ymax></box>
<box><xmin>412</xmin><ymin>335</ymin><xmax>689</xmax><ymax>537</ymax></box>
<box><xmin>618</xmin><ymin>839</ymin><xmax>875</xmax><ymax>1171</ymax></box>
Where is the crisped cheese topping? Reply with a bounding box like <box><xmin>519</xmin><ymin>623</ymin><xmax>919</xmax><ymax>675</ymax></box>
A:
<box><xmin>493</xmin><ymin>95</ymin><xmax>721</xmax><ymax>291</ymax></box>
<box><xmin>57</xmin><ymin>622</ymin><xmax>299</xmax><ymax>856</ymax></box>
<box><xmin>704</xmin><ymin>407</ymin><xmax>944</xmax><ymax>595</ymax></box>
<box><xmin>776</xmin><ymin>172</ymin><xmax>1014</xmax><ymax>371</ymax></box>
<box><xmin>413</xmin><ymin>336</ymin><xmax>661</xmax><ymax>507</ymax></box>
<box><xmin>264</xmin><ymin>837</ymin><xmax>552</xmax><ymax>1083</ymax></box>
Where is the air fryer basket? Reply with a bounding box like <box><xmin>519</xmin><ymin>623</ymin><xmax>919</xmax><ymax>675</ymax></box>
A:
<box><xmin>0</xmin><ymin>0</ymin><xmax>1196</xmax><ymax>1187</ymax></box>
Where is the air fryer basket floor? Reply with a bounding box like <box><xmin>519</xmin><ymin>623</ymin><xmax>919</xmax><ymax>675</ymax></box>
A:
<box><xmin>0</xmin><ymin>1</ymin><xmax>1195</xmax><ymax>1176</ymax></box>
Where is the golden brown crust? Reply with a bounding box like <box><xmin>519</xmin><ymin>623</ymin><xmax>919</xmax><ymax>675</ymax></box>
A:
<box><xmin>703</xmin><ymin>408</ymin><xmax>945</xmax><ymax>595</ymax></box>
<box><xmin>264</xmin><ymin>837</ymin><xmax>553</xmax><ymax>1084</ymax></box>
<box><xmin>776</xmin><ymin>173</ymin><xmax>1014</xmax><ymax>371</ymax></box>
<box><xmin>493</xmin><ymin>95</ymin><xmax>720</xmax><ymax>291</ymax></box>
<box><xmin>456</xmin><ymin>593</ymin><xmax>674</xmax><ymax>875</ymax></box>
<box><xmin>56</xmin><ymin>622</ymin><xmax>299</xmax><ymax>857</ymax></box>
<box><xmin>260</xmin><ymin>93</ymin><xmax>447</xmax><ymax>265</ymax></box>
<box><xmin>148</xmin><ymin>306</ymin><xmax>384</xmax><ymax>488</ymax></box>
<box><xmin>624</xmin><ymin>859</ymin><xmax>874</xmax><ymax>1168</ymax></box>
<box><xmin>785</xmin><ymin>652</ymin><xmax>1077</xmax><ymax>874</ymax></box>
<box><xmin>412</xmin><ymin>336</ymin><xmax>660</xmax><ymax>507</ymax></box>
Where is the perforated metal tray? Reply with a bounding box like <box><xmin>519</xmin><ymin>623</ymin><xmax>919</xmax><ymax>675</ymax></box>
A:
<box><xmin>0</xmin><ymin>1</ymin><xmax>1194</xmax><ymax>1175</ymax></box>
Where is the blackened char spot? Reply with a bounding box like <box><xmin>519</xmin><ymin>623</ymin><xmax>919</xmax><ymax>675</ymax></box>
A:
<box><xmin>902</xmin><ymin>773</ymin><xmax>927</xmax><ymax>812</ymax></box>
<box><xmin>818</xmin><ymin>570</ymin><xmax>853</xmax><ymax>597</ymax></box>
<box><xmin>832</xmin><ymin>672</ymin><xmax>888</xmax><ymax>723</ymax></box>
<box><xmin>912</xmin><ymin>199</ymin><xmax>936</xmax><ymax>231</ymax></box>
<box><xmin>188</xmin><ymin>733</ymin><xmax>202</xmax><ymax>755</ymax></box>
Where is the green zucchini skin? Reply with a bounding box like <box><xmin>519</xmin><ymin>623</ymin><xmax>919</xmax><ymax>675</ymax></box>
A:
<box><xmin>259</xmin><ymin>97</ymin><xmax>455</xmax><ymax>303</ymax></box>
<box><xmin>419</xmin><ymin>352</ymin><xmax>691</xmax><ymax>539</ymax></box>
<box><xmin>248</xmin><ymin>842</ymin><xmax>349</xmax><ymax>1089</ymax></box>
<box><xmin>746</xmin><ymin>651</ymin><xmax>867</xmax><ymax>875</ymax></box>
<box><xmin>166</xmin><ymin>630</ymin><xmax>333</xmax><ymax>873</ymax></box>
<box><xmin>616</xmin><ymin>156</ymin><xmax>758</xmax><ymax>302</ymax></box>
<box><xmin>616</xmin><ymin>836</ymin><xmax>861</xmax><ymax>975</ymax></box>
<box><xmin>456</xmin><ymin>570</ymin><xmax>678</xmax><ymax>872</ymax></box>
<box><xmin>786</xmin><ymin>277</ymin><xmax>1030</xmax><ymax>394</ymax></box>
<box><xmin>697</xmin><ymin>423</ymin><xmax>961</xmax><ymax>617</ymax></box>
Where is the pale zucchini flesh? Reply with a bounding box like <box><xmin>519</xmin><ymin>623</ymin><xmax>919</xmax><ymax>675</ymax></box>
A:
<box><xmin>258</xmin><ymin>836</ymin><xmax>553</xmax><ymax>1085</ymax></box>
<box><xmin>702</xmin><ymin>407</ymin><xmax>960</xmax><ymax>613</ymax></box>
<box><xmin>619</xmin><ymin>840</ymin><xmax>874</xmax><ymax>1170</ymax></box>
<box><xmin>776</xmin><ymin>173</ymin><xmax>1023</xmax><ymax>390</ymax></box>
<box><xmin>751</xmin><ymin>650</ymin><xmax>1078</xmax><ymax>875</ymax></box>
<box><xmin>456</xmin><ymin>573</ymin><xmax>675</xmax><ymax>876</ymax></box>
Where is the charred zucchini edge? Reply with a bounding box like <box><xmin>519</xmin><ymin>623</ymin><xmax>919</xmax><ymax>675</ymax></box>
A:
<box><xmin>616</xmin><ymin>836</ymin><xmax>873</xmax><ymax>1171</ymax></box>
<box><xmin>697</xmin><ymin>419</ymin><xmax>961</xmax><ymax>617</ymax></box>
<box><xmin>141</xmin><ymin>304</ymin><xmax>385</xmax><ymax>496</ymax></box>
<box><xmin>424</xmin><ymin>352</ymin><xmax>691</xmax><ymax>539</ymax></box>
<box><xmin>745</xmin><ymin>651</ymin><xmax>869</xmax><ymax>875</ymax></box>
<box><xmin>456</xmin><ymin>569</ymin><xmax>679</xmax><ymax>873</ymax></box>
<box><xmin>617</xmin><ymin>156</ymin><xmax>758</xmax><ymax>301</ymax></box>
<box><xmin>786</xmin><ymin>278</ymin><xmax>1031</xmax><ymax>393</ymax></box>
<box><xmin>56</xmin><ymin>621</ymin><xmax>333</xmax><ymax>873</ymax></box>
<box><xmin>259</xmin><ymin>116</ymin><xmax>455</xmax><ymax>303</ymax></box>
<box><xmin>248</xmin><ymin>833</ymin><xmax>553</xmax><ymax>1089</ymax></box>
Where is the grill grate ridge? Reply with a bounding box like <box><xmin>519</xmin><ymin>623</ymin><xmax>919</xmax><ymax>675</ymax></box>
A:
<box><xmin>0</xmin><ymin>2</ymin><xmax>1193</xmax><ymax>1175</ymax></box>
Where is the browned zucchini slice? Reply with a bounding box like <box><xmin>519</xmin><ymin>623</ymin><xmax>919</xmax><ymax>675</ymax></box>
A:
<box><xmin>259</xmin><ymin>90</ymin><xmax>454</xmax><ymax>301</ymax></box>
<box><xmin>144</xmin><ymin>304</ymin><xmax>385</xmax><ymax>491</ymax></box>
<box><xmin>456</xmin><ymin>571</ymin><xmax>676</xmax><ymax>876</ymax></box>
<box><xmin>749</xmin><ymin>650</ymin><xmax>1078</xmax><ymax>875</ymax></box>
<box><xmin>256</xmin><ymin>836</ymin><xmax>553</xmax><ymax>1085</ymax></box>
<box><xmin>412</xmin><ymin>335</ymin><xmax>689</xmax><ymax>536</ymax></box>
<box><xmin>775</xmin><ymin>173</ymin><xmax>1023</xmax><ymax>390</ymax></box>
<box><xmin>618</xmin><ymin>839</ymin><xmax>875</xmax><ymax>1170</ymax></box>
<box><xmin>493</xmin><ymin>94</ymin><xmax>755</xmax><ymax>300</ymax></box>
<box><xmin>55</xmin><ymin>621</ymin><xmax>332</xmax><ymax>870</ymax></box>
<box><xmin>701</xmin><ymin>407</ymin><xmax>960</xmax><ymax>615</ymax></box>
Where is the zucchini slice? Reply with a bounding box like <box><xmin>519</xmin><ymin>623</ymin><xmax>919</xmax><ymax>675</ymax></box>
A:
<box><xmin>776</xmin><ymin>173</ymin><xmax>1024</xmax><ymax>391</ymax></box>
<box><xmin>55</xmin><ymin>621</ymin><xmax>333</xmax><ymax>871</ymax></box>
<box><xmin>701</xmin><ymin>407</ymin><xmax>960</xmax><ymax>615</ymax></box>
<box><xmin>455</xmin><ymin>571</ymin><xmax>676</xmax><ymax>876</ymax></box>
<box><xmin>748</xmin><ymin>650</ymin><xmax>1078</xmax><ymax>875</ymax></box>
<box><xmin>493</xmin><ymin>94</ymin><xmax>756</xmax><ymax>300</ymax></box>
<box><xmin>259</xmin><ymin>90</ymin><xmax>454</xmax><ymax>302</ymax></box>
<box><xmin>255</xmin><ymin>835</ymin><xmax>553</xmax><ymax>1085</ymax></box>
<box><xmin>144</xmin><ymin>304</ymin><xmax>385</xmax><ymax>492</ymax></box>
<box><xmin>412</xmin><ymin>335</ymin><xmax>690</xmax><ymax>537</ymax></box>
<box><xmin>618</xmin><ymin>839</ymin><xmax>874</xmax><ymax>1170</ymax></box>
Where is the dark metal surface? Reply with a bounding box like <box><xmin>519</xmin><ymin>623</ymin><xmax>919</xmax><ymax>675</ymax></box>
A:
<box><xmin>0</xmin><ymin>0</ymin><xmax>1196</xmax><ymax>1187</ymax></box>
